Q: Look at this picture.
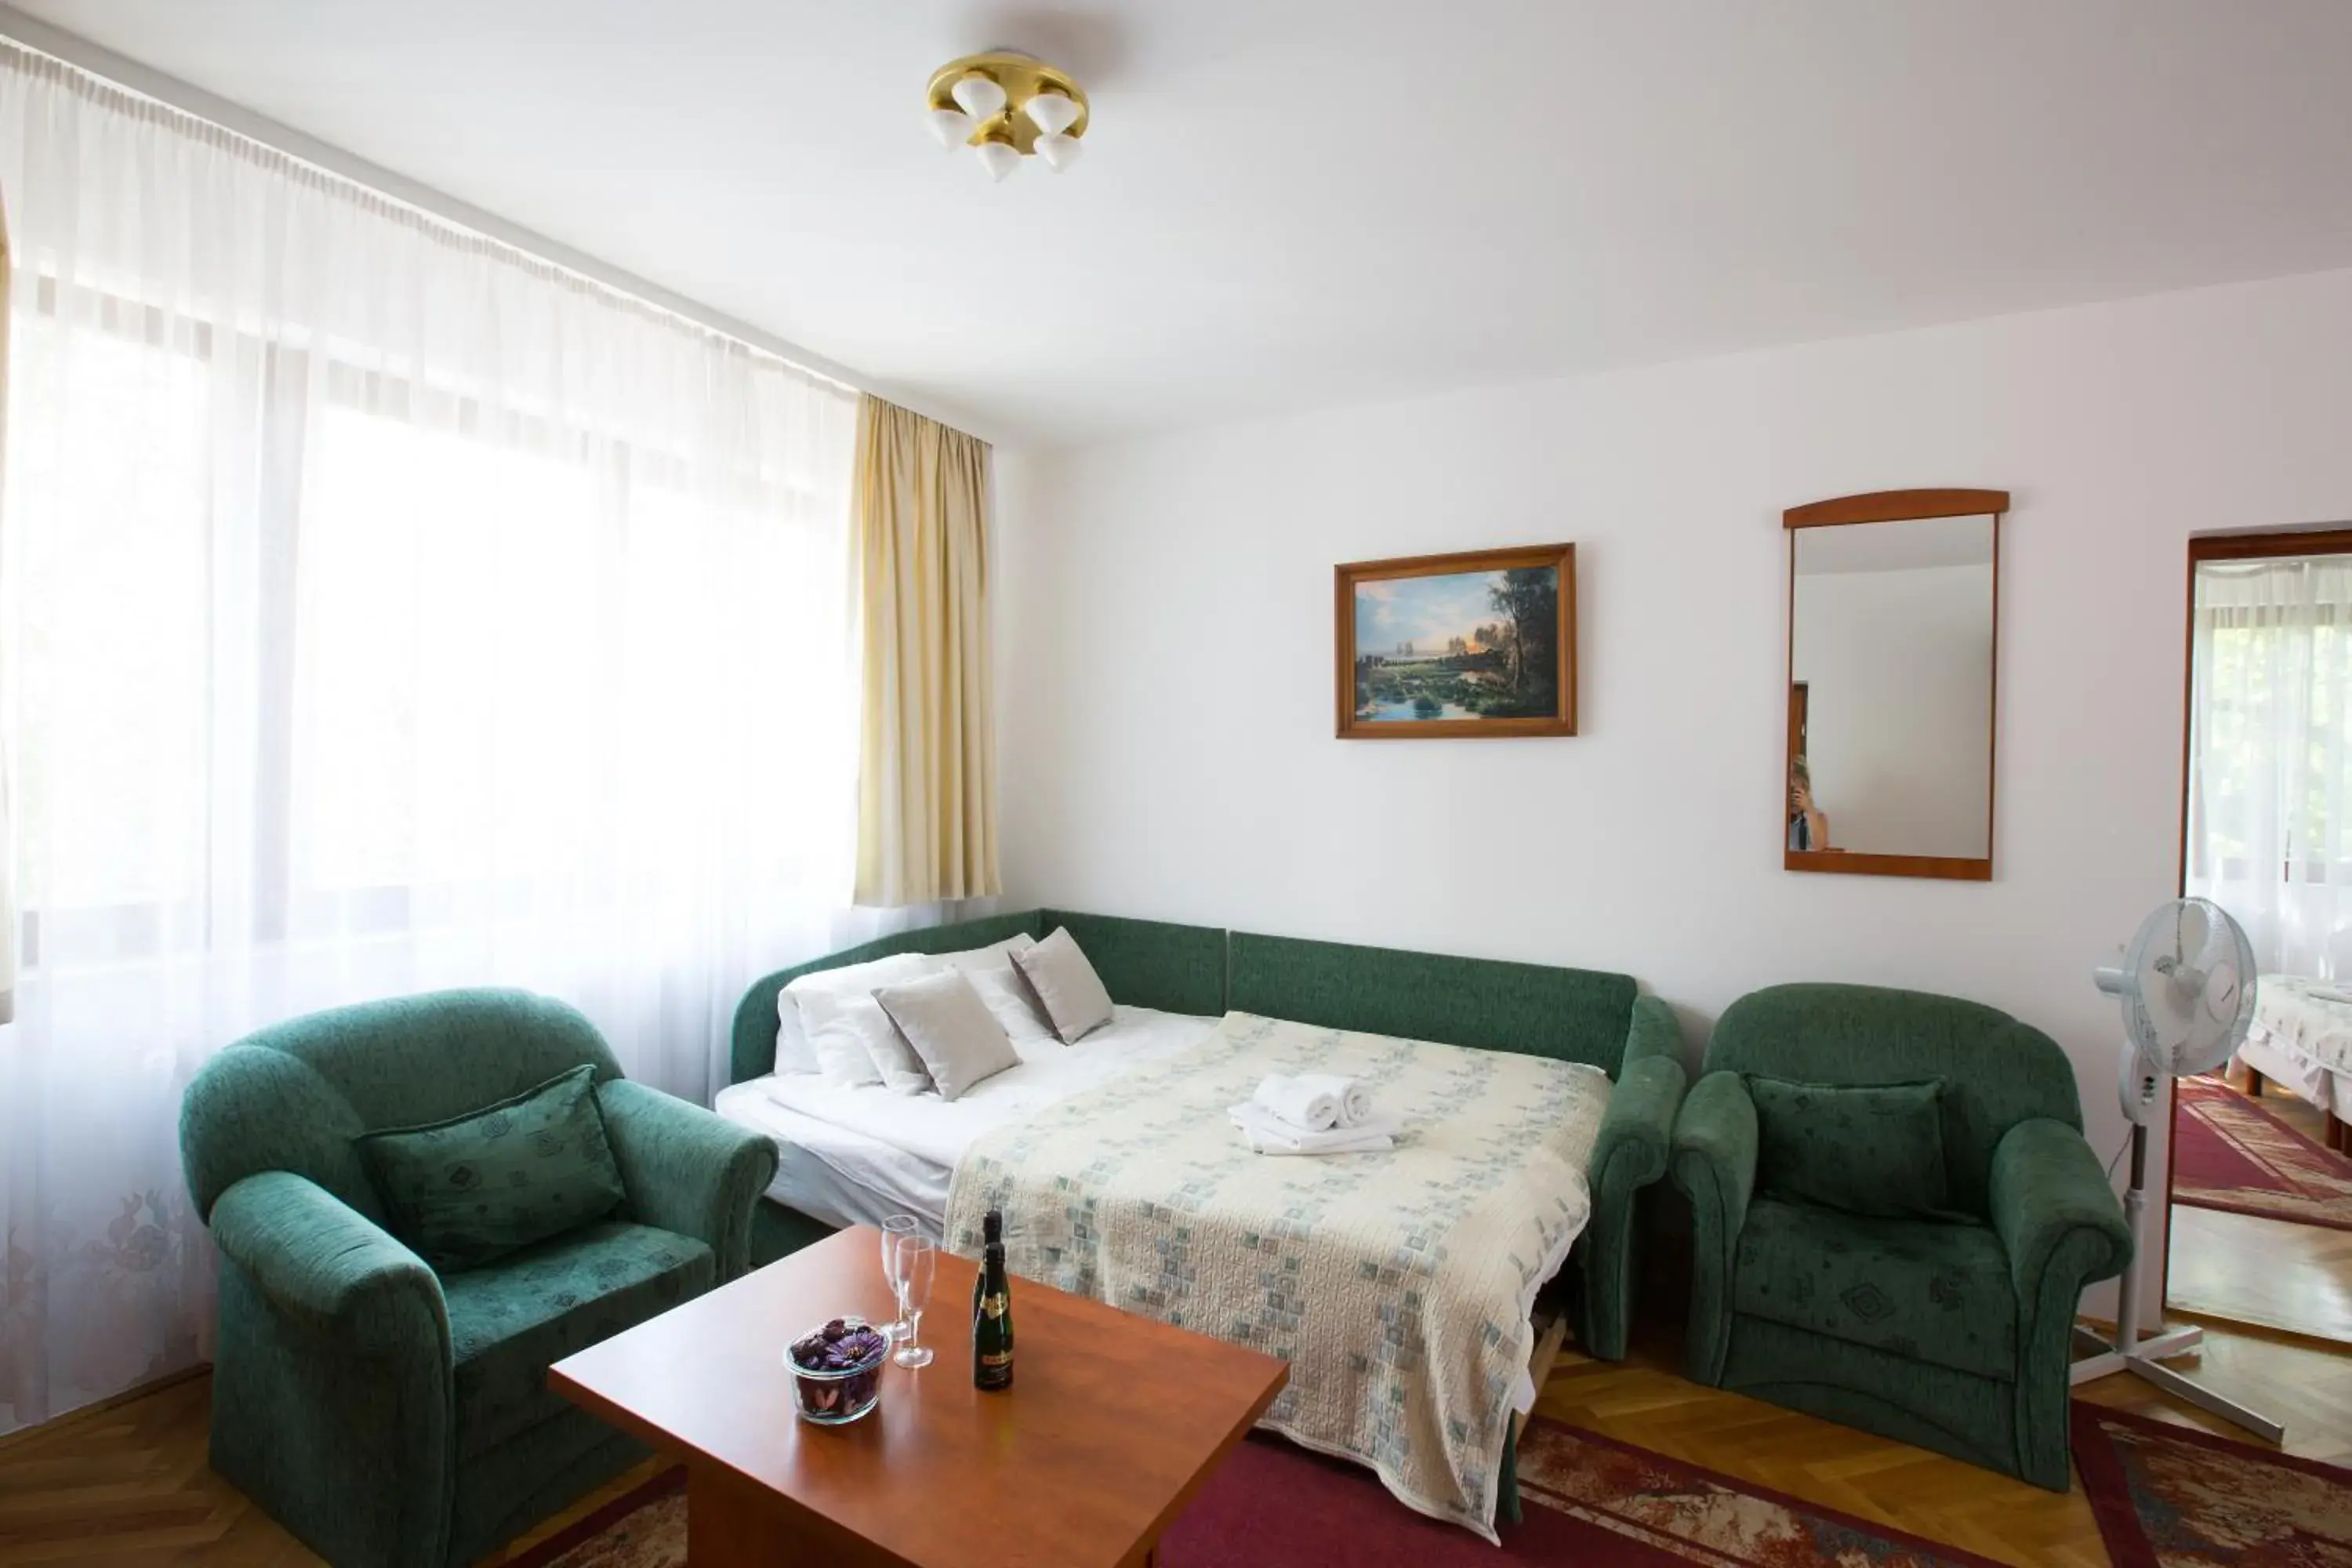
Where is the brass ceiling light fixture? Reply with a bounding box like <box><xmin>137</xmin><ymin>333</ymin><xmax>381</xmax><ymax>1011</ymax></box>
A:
<box><xmin>924</xmin><ymin>51</ymin><xmax>1088</xmax><ymax>181</ymax></box>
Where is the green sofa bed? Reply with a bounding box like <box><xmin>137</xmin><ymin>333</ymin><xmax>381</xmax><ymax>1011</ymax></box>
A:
<box><xmin>728</xmin><ymin>908</ymin><xmax>1687</xmax><ymax>1365</ymax></box>
<box><xmin>180</xmin><ymin>989</ymin><xmax>779</xmax><ymax>1567</ymax></box>
<box><xmin>728</xmin><ymin>909</ymin><xmax>1686</xmax><ymax>1529</ymax></box>
<box><xmin>1670</xmin><ymin>982</ymin><xmax>2131</xmax><ymax>1490</ymax></box>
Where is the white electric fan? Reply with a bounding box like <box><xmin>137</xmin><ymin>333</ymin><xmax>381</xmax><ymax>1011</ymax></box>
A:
<box><xmin>2069</xmin><ymin>897</ymin><xmax>2283</xmax><ymax>1442</ymax></box>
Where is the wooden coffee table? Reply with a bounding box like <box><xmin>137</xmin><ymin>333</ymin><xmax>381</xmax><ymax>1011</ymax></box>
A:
<box><xmin>549</xmin><ymin>1225</ymin><xmax>1288</xmax><ymax>1567</ymax></box>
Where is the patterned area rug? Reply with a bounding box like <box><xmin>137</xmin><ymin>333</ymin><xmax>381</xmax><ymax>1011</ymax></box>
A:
<box><xmin>508</xmin><ymin>1468</ymin><xmax>681</xmax><ymax>1568</ymax></box>
<box><xmin>1508</xmin><ymin>1421</ymin><xmax>2006</xmax><ymax>1568</ymax></box>
<box><xmin>510</xmin><ymin>1418</ymin><xmax>2009</xmax><ymax>1566</ymax></box>
<box><xmin>2172</xmin><ymin>1074</ymin><xmax>2352</xmax><ymax>1232</ymax></box>
<box><xmin>2071</xmin><ymin>1402</ymin><xmax>2352</xmax><ymax>1566</ymax></box>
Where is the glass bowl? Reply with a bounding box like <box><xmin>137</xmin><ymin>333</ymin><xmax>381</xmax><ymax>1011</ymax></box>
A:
<box><xmin>786</xmin><ymin>1316</ymin><xmax>888</xmax><ymax>1425</ymax></box>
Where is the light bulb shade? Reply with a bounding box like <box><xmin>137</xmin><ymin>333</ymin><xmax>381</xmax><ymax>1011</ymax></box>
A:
<box><xmin>950</xmin><ymin>71</ymin><xmax>1007</xmax><ymax>121</ymax></box>
<box><xmin>1035</xmin><ymin>131</ymin><xmax>1083</xmax><ymax>172</ymax></box>
<box><xmin>1025</xmin><ymin>88</ymin><xmax>1080</xmax><ymax>136</ymax></box>
<box><xmin>974</xmin><ymin>139</ymin><xmax>1022</xmax><ymax>182</ymax></box>
<box><xmin>927</xmin><ymin>107</ymin><xmax>976</xmax><ymax>148</ymax></box>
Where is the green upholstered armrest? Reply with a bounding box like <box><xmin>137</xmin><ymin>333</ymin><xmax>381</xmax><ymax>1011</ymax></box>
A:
<box><xmin>1576</xmin><ymin>997</ymin><xmax>1688</xmax><ymax>1360</ymax></box>
<box><xmin>1670</xmin><ymin>1070</ymin><xmax>1759</xmax><ymax>1385</ymax></box>
<box><xmin>207</xmin><ymin>1170</ymin><xmax>448</xmax><ymax>1360</ymax></box>
<box><xmin>597</xmin><ymin>1079</ymin><xmax>779</xmax><ymax>1280</ymax></box>
<box><xmin>1593</xmin><ymin>999</ymin><xmax>1687</xmax><ymax>1200</ymax></box>
<box><xmin>1671</xmin><ymin>1069</ymin><xmax>1758</xmax><ymax>1238</ymax></box>
<box><xmin>1989</xmin><ymin>1116</ymin><xmax>2132</xmax><ymax>1490</ymax></box>
<box><xmin>1989</xmin><ymin>1117</ymin><xmax>2131</xmax><ymax>1307</ymax></box>
<box><xmin>1620</xmin><ymin>995</ymin><xmax>1684</xmax><ymax>1072</ymax></box>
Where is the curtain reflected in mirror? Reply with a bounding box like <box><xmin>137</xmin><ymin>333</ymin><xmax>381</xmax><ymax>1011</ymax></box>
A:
<box><xmin>1784</xmin><ymin>492</ymin><xmax>2004</xmax><ymax>880</ymax></box>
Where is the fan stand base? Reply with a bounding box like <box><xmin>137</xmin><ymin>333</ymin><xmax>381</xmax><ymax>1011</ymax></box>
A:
<box><xmin>2067</xmin><ymin>1131</ymin><xmax>2285</xmax><ymax>1446</ymax></box>
<box><xmin>2068</xmin><ymin>1322</ymin><xmax>2287</xmax><ymax>1444</ymax></box>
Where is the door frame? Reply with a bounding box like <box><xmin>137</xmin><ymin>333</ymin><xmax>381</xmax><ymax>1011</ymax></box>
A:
<box><xmin>2165</xmin><ymin>524</ymin><xmax>2352</xmax><ymax>1318</ymax></box>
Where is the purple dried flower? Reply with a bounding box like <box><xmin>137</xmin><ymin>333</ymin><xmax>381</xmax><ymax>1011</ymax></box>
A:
<box><xmin>791</xmin><ymin>1318</ymin><xmax>887</xmax><ymax>1378</ymax></box>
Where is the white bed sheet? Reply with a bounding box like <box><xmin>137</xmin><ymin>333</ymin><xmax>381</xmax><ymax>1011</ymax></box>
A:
<box><xmin>2254</xmin><ymin>974</ymin><xmax>2352</xmax><ymax>1077</ymax></box>
<box><xmin>714</xmin><ymin>1004</ymin><xmax>1219</xmax><ymax>1235</ymax></box>
<box><xmin>2240</xmin><ymin>1025</ymin><xmax>2351</xmax><ymax>1117</ymax></box>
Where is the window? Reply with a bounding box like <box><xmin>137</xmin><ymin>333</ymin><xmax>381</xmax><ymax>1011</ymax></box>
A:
<box><xmin>293</xmin><ymin>405</ymin><xmax>602</xmax><ymax>894</ymax></box>
<box><xmin>6</xmin><ymin>311</ymin><xmax>213</xmax><ymax>960</ymax></box>
<box><xmin>6</xmin><ymin>281</ymin><xmax>855</xmax><ymax>971</ymax></box>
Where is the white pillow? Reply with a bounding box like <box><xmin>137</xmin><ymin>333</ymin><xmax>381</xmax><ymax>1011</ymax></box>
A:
<box><xmin>1011</xmin><ymin>927</ymin><xmax>1116</xmax><ymax>1044</ymax></box>
<box><xmin>779</xmin><ymin>952</ymin><xmax>937</xmax><ymax>1073</ymax></box>
<box><xmin>860</xmin><ymin>1007</ymin><xmax>938</xmax><ymax>1097</ymax></box>
<box><xmin>774</xmin><ymin>989</ymin><xmax>822</xmax><ymax>1074</ymax></box>
<box><xmin>789</xmin><ymin>953</ymin><xmax>938</xmax><ymax>1089</ymax></box>
<box><xmin>932</xmin><ymin>933</ymin><xmax>1036</xmax><ymax>972</ymax></box>
<box><xmin>874</xmin><ymin>970</ymin><xmax>1021</xmax><ymax>1102</ymax></box>
<box><xmin>966</xmin><ymin>960</ymin><xmax>1058</xmax><ymax>1046</ymax></box>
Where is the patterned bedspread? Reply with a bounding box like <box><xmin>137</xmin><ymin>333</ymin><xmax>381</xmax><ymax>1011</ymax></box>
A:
<box><xmin>942</xmin><ymin>1010</ymin><xmax>1612</xmax><ymax>1541</ymax></box>
<box><xmin>2255</xmin><ymin>975</ymin><xmax>2352</xmax><ymax>1078</ymax></box>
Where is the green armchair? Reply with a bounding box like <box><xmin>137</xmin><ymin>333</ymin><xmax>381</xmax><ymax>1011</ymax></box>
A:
<box><xmin>1669</xmin><ymin>983</ymin><xmax>2129</xmax><ymax>1490</ymax></box>
<box><xmin>180</xmin><ymin>989</ymin><xmax>778</xmax><ymax>1566</ymax></box>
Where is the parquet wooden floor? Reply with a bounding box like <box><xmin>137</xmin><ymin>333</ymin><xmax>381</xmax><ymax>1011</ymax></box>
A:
<box><xmin>0</xmin><ymin>1374</ymin><xmax>666</xmax><ymax>1567</ymax></box>
<box><xmin>1542</xmin><ymin>1317</ymin><xmax>2352</xmax><ymax>1568</ymax></box>
<box><xmin>2167</xmin><ymin>1202</ymin><xmax>2352</xmax><ymax>1344</ymax></box>
<box><xmin>2165</xmin><ymin>1065</ymin><xmax>2352</xmax><ymax>1344</ymax></box>
<box><xmin>4</xmin><ymin>1319</ymin><xmax>2348</xmax><ymax>1566</ymax></box>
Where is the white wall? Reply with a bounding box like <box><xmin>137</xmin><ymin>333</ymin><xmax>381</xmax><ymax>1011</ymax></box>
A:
<box><xmin>994</xmin><ymin>267</ymin><xmax>2352</xmax><ymax>1316</ymax></box>
<box><xmin>1793</xmin><ymin>562</ymin><xmax>1994</xmax><ymax>858</ymax></box>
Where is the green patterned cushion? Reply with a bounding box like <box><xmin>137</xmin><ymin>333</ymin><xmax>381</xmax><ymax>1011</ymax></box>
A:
<box><xmin>1745</xmin><ymin>1075</ymin><xmax>1951</xmax><ymax>1220</ymax></box>
<box><xmin>357</xmin><ymin>1064</ymin><xmax>626</xmax><ymax>1271</ymax></box>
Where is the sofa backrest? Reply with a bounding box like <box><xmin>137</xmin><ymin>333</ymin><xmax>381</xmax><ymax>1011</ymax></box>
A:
<box><xmin>1229</xmin><ymin>930</ymin><xmax>1640</xmax><ymax>1073</ymax></box>
<box><xmin>1044</xmin><ymin>910</ymin><xmax>1228</xmax><ymax>1017</ymax></box>
<box><xmin>180</xmin><ymin>987</ymin><xmax>623</xmax><ymax>1223</ymax></box>
<box><xmin>1702</xmin><ymin>982</ymin><xmax>2082</xmax><ymax>1217</ymax></box>
<box><xmin>730</xmin><ymin>910</ymin><xmax>1643</xmax><ymax>1083</ymax></box>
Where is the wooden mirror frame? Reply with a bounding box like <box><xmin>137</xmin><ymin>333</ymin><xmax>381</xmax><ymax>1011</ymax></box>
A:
<box><xmin>1783</xmin><ymin>488</ymin><xmax>2007</xmax><ymax>882</ymax></box>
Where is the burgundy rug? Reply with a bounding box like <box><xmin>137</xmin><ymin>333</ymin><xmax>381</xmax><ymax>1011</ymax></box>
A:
<box><xmin>2172</xmin><ymin>1074</ymin><xmax>2352</xmax><ymax>1232</ymax></box>
<box><xmin>511</xmin><ymin>1417</ymin><xmax>2009</xmax><ymax>1566</ymax></box>
<box><xmin>2071</xmin><ymin>1401</ymin><xmax>2352</xmax><ymax>1566</ymax></box>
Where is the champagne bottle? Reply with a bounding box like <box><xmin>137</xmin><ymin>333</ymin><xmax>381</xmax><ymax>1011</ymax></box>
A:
<box><xmin>973</xmin><ymin>1207</ymin><xmax>1014</xmax><ymax>1391</ymax></box>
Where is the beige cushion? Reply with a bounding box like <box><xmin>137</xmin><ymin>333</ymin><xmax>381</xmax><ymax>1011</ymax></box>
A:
<box><xmin>794</xmin><ymin>952</ymin><xmax>938</xmax><ymax>1090</ymax></box>
<box><xmin>873</xmin><ymin>970</ymin><xmax>1020</xmax><ymax>1102</ymax></box>
<box><xmin>1011</xmin><ymin>927</ymin><xmax>1116</xmax><ymax>1043</ymax></box>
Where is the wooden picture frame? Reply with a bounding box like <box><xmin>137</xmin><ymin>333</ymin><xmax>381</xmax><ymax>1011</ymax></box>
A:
<box><xmin>1335</xmin><ymin>543</ymin><xmax>1577</xmax><ymax>739</ymax></box>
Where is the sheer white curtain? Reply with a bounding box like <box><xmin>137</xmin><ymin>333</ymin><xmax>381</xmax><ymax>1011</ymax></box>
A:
<box><xmin>0</xmin><ymin>44</ymin><xmax>859</xmax><ymax>1432</ymax></box>
<box><xmin>2187</xmin><ymin>556</ymin><xmax>2352</xmax><ymax>977</ymax></box>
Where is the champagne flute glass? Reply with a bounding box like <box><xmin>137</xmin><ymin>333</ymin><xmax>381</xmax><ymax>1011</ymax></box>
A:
<box><xmin>891</xmin><ymin>1236</ymin><xmax>936</xmax><ymax>1369</ymax></box>
<box><xmin>878</xmin><ymin>1214</ymin><xmax>918</xmax><ymax>1340</ymax></box>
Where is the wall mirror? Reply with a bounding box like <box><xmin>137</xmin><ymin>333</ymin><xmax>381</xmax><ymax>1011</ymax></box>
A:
<box><xmin>1784</xmin><ymin>488</ymin><xmax>2005</xmax><ymax>880</ymax></box>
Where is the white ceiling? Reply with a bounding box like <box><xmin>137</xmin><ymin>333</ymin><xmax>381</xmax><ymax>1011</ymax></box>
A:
<box><xmin>14</xmin><ymin>1</ymin><xmax>2352</xmax><ymax>446</ymax></box>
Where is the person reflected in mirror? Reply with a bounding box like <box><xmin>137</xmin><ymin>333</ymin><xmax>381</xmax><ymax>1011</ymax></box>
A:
<box><xmin>1788</xmin><ymin>757</ymin><xmax>1829</xmax><ymax>851</ymax></box>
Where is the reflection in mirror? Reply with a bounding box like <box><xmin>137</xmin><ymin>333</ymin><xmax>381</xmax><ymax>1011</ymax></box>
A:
<box><xmin>1787</xmin><ymin>510</ymin><xmax>1996</xmax><ymax>875</ymax></box>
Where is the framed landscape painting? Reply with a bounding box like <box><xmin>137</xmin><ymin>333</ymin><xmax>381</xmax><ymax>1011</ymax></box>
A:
<box><xmin>1336</xmin><ymin>543</ymin><xmax>1577</xmax><ymax>739</ymax></box>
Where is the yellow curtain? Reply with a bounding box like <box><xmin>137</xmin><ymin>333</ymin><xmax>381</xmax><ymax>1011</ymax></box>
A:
<box><xmin>852</xmin><ymin>394</ymin><xmax>999</xmax><ymax>906</ymax></box>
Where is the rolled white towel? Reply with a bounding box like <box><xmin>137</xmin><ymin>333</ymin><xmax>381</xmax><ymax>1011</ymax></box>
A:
<box><xmin>1250</xmin><ymin>1073</ymin><xmax>1339</xmax><ymax>1133</ymax></box>
<box><xmin>1229</xmin><ymin>1102</ymin><xmax>1398</xmax><ymax>1156</ymax></box>
<box><xmin>1288</xmin><ymin>1071</ymin><xmax>1373</xmax><ymax>1127</ymax></box>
